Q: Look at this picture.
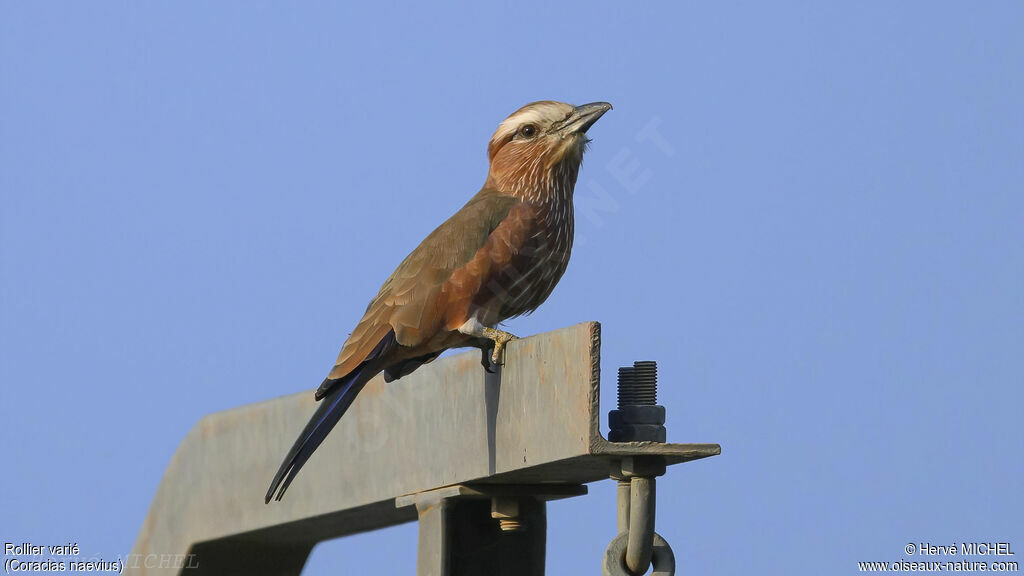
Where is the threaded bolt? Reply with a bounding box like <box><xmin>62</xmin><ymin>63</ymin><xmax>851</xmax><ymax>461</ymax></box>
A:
<box><xmin>631</xmin><ymin>360</ymin><xmax>657</xmax><ymax>405</ymax></box>
<box><xmin>618</xmin><ymin>361</ymin><xmax>657</xmax><ymax>407</ymax></box>
<box><xmin>498</xmin><ymin>518</ymin><xmax>524</xmax><ymax>531</ymax></box>
<box><xmin>616</xmin><ymin>366</ymin><xmax>635</xmax><ymax>408</ymax></box>
<box><xmin>492</xmin><ymin>497</ymin><xmax>524</xmax><ymax>531</ymax></box>
<box><xmin>609</xmin><ymin>360</ymin><xmax>665</xmax><ymax>443</ymax></box>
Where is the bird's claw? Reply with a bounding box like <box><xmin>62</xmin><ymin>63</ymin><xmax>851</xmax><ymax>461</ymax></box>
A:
<box><xmin>488</xmin><ymin>331</ymin><xmax>518</xmax><ymax>366</ymax></box>
<box><xmin>480</xmin><ymin>348</ymin><xmax>496</xmax><ymax>373</ymax></box>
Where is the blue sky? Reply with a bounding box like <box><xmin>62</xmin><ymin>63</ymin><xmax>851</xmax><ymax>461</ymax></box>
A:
<box><xmin>2</xmin><ymin>2</ymin><xmax>1021</xmax><ymax>574</ymax></box>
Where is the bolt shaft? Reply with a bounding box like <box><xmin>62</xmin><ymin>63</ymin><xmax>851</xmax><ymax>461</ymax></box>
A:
<box><xmin>618</xmin><ymin>361</ymin><xmax>657</xmax><ymax>407</ymax></box>
<box><xmin>616</xmin><ymin>367</ymin><xmax>635</xmax><ymax>408</ymax></box>
<box><xmin>498</xmin><ymin>518</ymin><xmax>523</xmax><ymax>531</ymax></box>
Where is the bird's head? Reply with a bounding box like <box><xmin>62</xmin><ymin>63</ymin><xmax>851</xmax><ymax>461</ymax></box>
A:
<box><xmin>486</xmin><ymin>100</ymin><xmax>612</xmax><ymax>201</ymax></box>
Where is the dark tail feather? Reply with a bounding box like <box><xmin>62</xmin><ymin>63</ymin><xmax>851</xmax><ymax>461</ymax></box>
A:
<box><xmin>265</xmin><ymin>332</ymin><xmax>396</xmax><ymax>503</ymax></box>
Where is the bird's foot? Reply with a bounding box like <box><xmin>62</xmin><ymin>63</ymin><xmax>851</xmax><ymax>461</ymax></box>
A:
<box><xmin>483</xmin><ymin>327</ymin><xmax>518</xmax><ymax>365</ymax></box>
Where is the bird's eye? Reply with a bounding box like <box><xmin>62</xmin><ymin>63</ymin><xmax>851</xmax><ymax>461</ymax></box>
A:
<box><xmin>518</xmin><ymin>124</ymin><xmax>537</xmax><ymax>138</ymax></box>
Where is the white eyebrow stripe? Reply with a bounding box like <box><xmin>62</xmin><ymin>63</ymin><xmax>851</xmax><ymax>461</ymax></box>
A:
<box><xmin>490</xmin><ymin>102</ymin><xmax>573</xmax><ymax>148</ymax></box>
<box><xmin>501</xmin><ymin>109</ymin><xmax>548</xmax><ymax>129</ymax></box>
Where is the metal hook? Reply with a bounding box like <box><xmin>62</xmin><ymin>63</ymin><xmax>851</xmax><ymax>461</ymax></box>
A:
<box><xmin>603</xmin><ymin>531</ymin><xmax>675</xmax><ymax>576</ymax></box>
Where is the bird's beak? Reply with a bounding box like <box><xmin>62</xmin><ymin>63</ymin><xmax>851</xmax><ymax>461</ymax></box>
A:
<box><xmin>557</xmin><ymin>102</ymin><xmax>613</xmax><ymax>135</ymax></box>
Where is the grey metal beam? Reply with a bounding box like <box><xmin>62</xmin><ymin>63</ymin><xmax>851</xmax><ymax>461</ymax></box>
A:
<box><xmin>126</xmin><ymin>321</ymin><xmax>720</xmax><ymax>575</ymax></box>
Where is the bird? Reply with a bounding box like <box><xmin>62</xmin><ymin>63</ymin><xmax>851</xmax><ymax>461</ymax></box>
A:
<box><xmin>266</xmin><ymin>100</ymin><xmax>612</xmax><ymax>503</ymax></box>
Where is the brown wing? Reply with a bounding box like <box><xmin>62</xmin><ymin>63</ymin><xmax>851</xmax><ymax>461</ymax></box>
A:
<box><xmin>440</xmin><ymin>201</ymin><xmax>540</xmax><ymax>328</ymax></box>
<box><xmin>325</xmin><ymin>189</ymin><xmax>522</xmax><ymax>381</ymax></box>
